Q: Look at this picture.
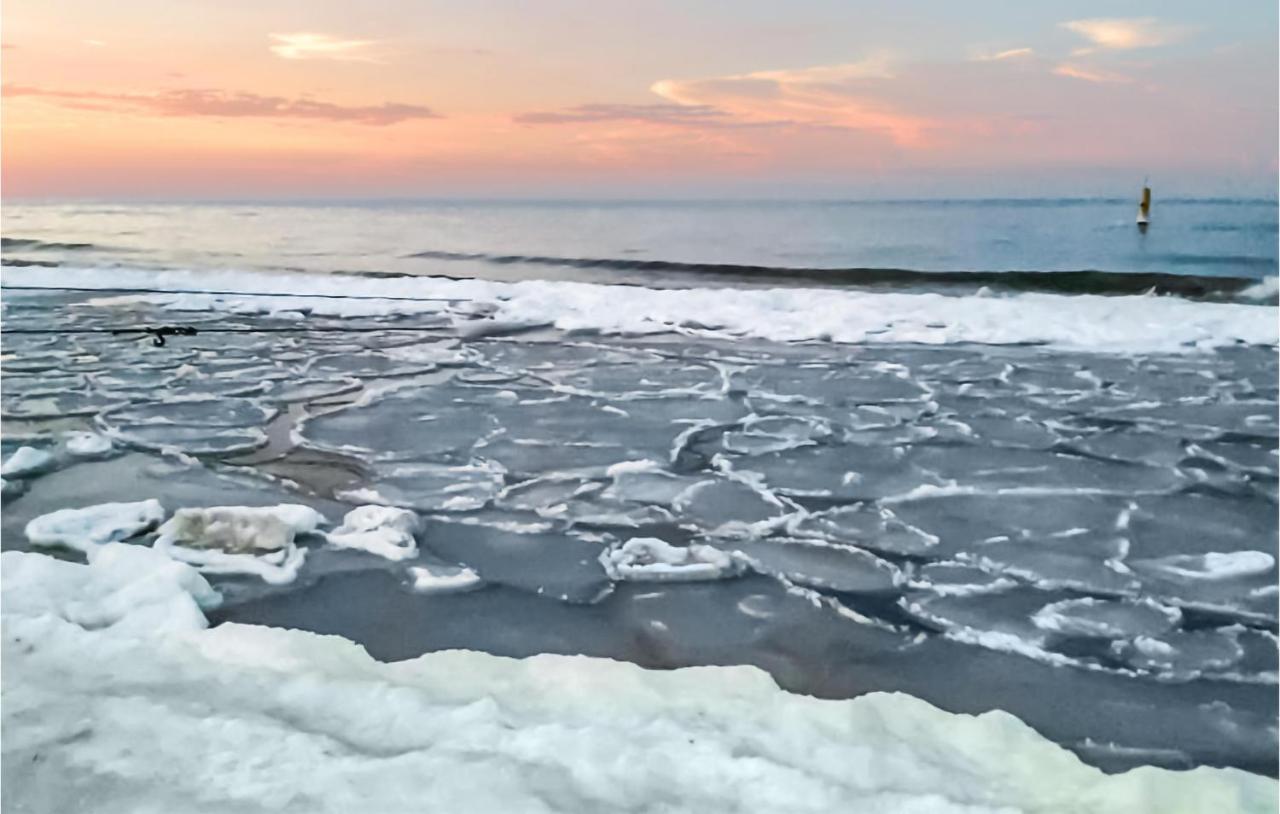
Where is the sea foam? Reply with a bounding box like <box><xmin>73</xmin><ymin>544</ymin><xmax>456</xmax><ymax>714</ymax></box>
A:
<box><xmin>8</xmin><ymin>265</ymin><xmax>1277</xmax><ymax>354</ymax></box>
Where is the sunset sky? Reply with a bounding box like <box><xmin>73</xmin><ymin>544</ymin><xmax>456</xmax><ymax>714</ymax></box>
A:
<box><xmin>3</xmin><ymin>0</ymin><xmax>1276</xmax><ymax>199</ymax></box>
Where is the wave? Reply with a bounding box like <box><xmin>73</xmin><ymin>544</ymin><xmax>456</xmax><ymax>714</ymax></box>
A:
<box><xmin>2</xmin><ymin>237</ymin><xmax>107</xmax><ymax>252</ymax></box>
<box><xmin>406</xmin><ymin>249</ymin><xmax>1269</xmax><ymax>300</ymax></box>
<box><xmin>9</xmin><ymin>265</ymin><xmax>1276</xmax><ymax>355</ymax></box>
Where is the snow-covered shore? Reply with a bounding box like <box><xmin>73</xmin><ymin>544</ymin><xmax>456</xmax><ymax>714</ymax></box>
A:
<box><xmin>3</xmin><ymin>545</ymin><xmax>1274</xmax><ymax>814</ymax></box>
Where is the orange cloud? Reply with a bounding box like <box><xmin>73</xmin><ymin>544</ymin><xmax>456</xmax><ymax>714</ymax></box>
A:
<box><xmin>2</xmin><ymin>85</ymin><xmax>439</xmax><ymax>125</ymax></box>
<box><xmin>648</xmin><ymin>58</ymin><xmax>935</xmax><ymax>147</ymax></box>
<box><xmin>515</xmin><ymin>103</ymin><xmax>730</xmax><ymax>126</ymax></box>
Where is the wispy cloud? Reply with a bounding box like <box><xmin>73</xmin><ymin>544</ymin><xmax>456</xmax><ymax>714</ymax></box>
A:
<box><xmin>740</xmin><ymin>55</ymin><xmax>895</xmax><ymax>84</ymax></box>
<box><xmin>1051</xmin><ymin>64</ymin><xmax>1131</xmax><ymax>84</ymax></box>
<box><xmin>1061</xmin><ymin>18</ymin><xmax>1192</xmax><ymax>53</ymax></box>
<box><xmin>974</xmin><ymin>47</ymin><xmax>1034</xmax><ymax>62</ymax></box>
<box><xmin>83</xmin><ymin>39</ymin><xmax>107</xmax><ymax>48</ymax></box>
<box><xmin>2</xmin><ymin>85</ymin><xmax>439</xmax><ymax>124</ymax></box>
<box><xmin>648</xmin><ymin>57</ymin><xmax>935</xmax><ymax>147</ymax></box>
<box><xmin>269</xmin><ymin>33</ymin><xmax>383</xmax><ymax>63</ymax></box>
<box><xmin>515</xmin><ymin>103</ymin><xmax>730</xmax><ymax>125</ymax></box>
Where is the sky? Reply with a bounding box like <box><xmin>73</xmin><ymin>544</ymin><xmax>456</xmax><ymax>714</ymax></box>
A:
<box><xmin>2</xmin><ymin>0</ymin><xmax>1276</xmax><ymax>199</ymax></box>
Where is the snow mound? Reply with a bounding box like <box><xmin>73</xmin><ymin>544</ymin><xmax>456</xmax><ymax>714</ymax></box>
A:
<box><xmin>1</xmin><ymin>547</ymin><xmax>1274</xmax><ymax>813</ymax></box>
<box><xmin>600</xmin><ymin>537</ymin><xmax>743</xmax><ymax>582</ymax></box>
<box><xmin>408</xmin><ymin>563</ymin><xmax>483</xmax><ymax>593</ymax></box>
<box><xmin>153</xmin><ymin>504</ymin><xmax>324</xmax><ymax>584</ymax></box>
<box><xmin>1</xmin><ymin>445</ymin><xmax>54</xmax><ymax>477</ymax></box>
<box><xmin>25</xmin><ymin>500</ymin><xmax>167</xmax><ymax>554</ymax></box>
<box><xmin>2</xmin><ymin>544</ymin><xmax>219</xmax><ymax>635</ymax></box>
<box><xmin>328</xmin><ymin>505</ymin><xmax>420</xmax><ymax>561</ymax></box>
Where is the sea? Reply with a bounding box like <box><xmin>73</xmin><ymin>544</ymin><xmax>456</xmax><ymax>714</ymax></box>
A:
<box><xmin>2</xmin><ymin>197</ymin><xmax>1277</xmax><ymax>295</ymax></box>
<box><xmin>1</xmin><ymin>197</ymin><xmax>1278</xmax><ymax>803</ymax></box>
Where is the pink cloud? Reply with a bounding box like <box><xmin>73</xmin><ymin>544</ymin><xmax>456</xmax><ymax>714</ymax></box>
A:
<box><xmin>2</xmin><ymin>85</ymin><xmax>439</xmax><ymax>125</ymax></box>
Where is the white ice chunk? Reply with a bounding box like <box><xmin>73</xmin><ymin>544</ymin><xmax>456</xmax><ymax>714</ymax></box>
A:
<box><xmin>408</xmin><ymin>563</ymin><xmax>483</xmax><ymax>594</ymax></box>
<box><xmin>63</xmin><ymin>430</ymin><xmax>114</xmax><ymax>457</ymax></box>
<box><xmin>327</xmin><ymin>505</ymin><xmax>420</xmax><ymax>561</ymax></box>
<box><xmin>1</xmin><ymin>446</ymin><xmax>53</xmax><ymax>477</ymax></box>
<box><xmin>152</xmin><ymin>504</ymin><xmax>323</xmax><ymax>584</ymax></box>
<box><xmin>25</xmin><ymin>500</ymin><xmax>167</xmax><ymax>554</ymax></box>
<box><xmin>2</xmin><ymin>543</ymin><xmax>219</xmax><ymax>635</ymax></box>
<box><xmin>156</xmin><ymin>504</ymin><xmax>324</xmax><ymax>553</ymax></box>
<box><xmin>154</xmin><ymin>534</ymin><xmax>307</xmax><ymax>585</ymax></box>
<box><xmin>599</xmin><ymin>537</ymin><xmax>743</xmax><ymax>582</ymax></box>
<box><xmin>1134</xmin><ymin>551</ymin><xmax>1276</xmax><ymax>581</ymax></box>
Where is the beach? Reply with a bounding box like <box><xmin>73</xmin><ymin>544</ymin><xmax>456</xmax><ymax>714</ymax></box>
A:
<box><xmin>2</xmin><ymin>200</ymin><xmax>1278</xmax><ymax>811</ymax></box>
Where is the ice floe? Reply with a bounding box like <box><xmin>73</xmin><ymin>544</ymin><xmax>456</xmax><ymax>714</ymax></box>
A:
<box><xmin>62</xmin><ymin>430</ymin><xmax>115</xmax><ymax>458</ymax></box>
<box><xmin>152</xmin><ymin>504</ymin><xmax>324</xmax><ymax>584</ymax></box>
<box><xmin>1</xmin><ymin>445</ymin><xmax>54</xmax><ymax>477</ymax></box>
<box><xmin>327</xmin><ymin>505</ymin><xmax>420</xmax><ymax>561</ymax></box>
<box><xmin>726</xmin><ymin>538</ymin><xmax>903</xmax><ymax>593</ymax></box>
<box><xmin>1133</xmin><ymin>551</ymin><xmax>1276</xmax><ymax>582</ymax></box>
<box><xmin>1032</xmin><ymin>597</ymin><xmax>1182</xmax><ymax>639</ymax></box>
<box><xmin>25</xmin><ymin>499</ymin><xmax>167</xmax><ymax>554</ymax></box>
<box><xmin>600</xmin><ymin>537</ymin><xmax>743</xmax><ymax>582</ymax></box>
<box><xmin>407</xmin><ymin>563</ymin><xmax>483</xmax><ymax>593</ymax></box>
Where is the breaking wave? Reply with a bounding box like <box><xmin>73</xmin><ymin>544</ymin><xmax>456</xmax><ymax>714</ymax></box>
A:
<box><xmin>405</xmin><ymin>250</ymin><xmax>1272</xmax><ymax>300</ymax></box>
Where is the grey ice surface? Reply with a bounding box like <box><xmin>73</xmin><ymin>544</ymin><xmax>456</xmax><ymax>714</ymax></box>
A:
<box><xmin>2</xmin><ymin>290</ymin><xmax>1277</xmax><ymax>776</ymax></box>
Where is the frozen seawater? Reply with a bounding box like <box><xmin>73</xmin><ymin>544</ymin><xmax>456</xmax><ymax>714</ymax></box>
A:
<box><xmin>152</xmin><ymin>504</ymin><xmax>324</xmax><ymax>585</ymax></box>
<box><xmin>600</xmin><ymin>537</ymin><xmax>743</xmax><ymax>582</ymax></box>
<box><xmin>408</xmin><ymin>562</ymin><xmax>483</xmax><ymax>593</ymax></box>
<box><xmin>1032</xmin><ymin>597</ymin><xmax>1183</xmax><ymax>639</ymax></box>
<box><xmin>2</xmin><ymin>285</ymin><xmax>1277</xmax><ymax>780</ymax></box>
<box><xmin>25</xmin><ymin>500</ymin><xmax>166</xmax><ymax>554</ymax></box>
<box><xmin>327</xmin><ymin>505</ymin><xmax>420</xmax><ymax>560</ymax></box>
<box><xmin>156</xmin><ymin>504</ymin><xmax>324</xmax><ymax>553</ymax></box>
<box><xmin>62</xmin><ymin>430</ymin><xmax>115</xmax><ymax>458</ymax></box>
<box><xmin>725</xmin><ymin>538</ymin><xmax>902</xmax><ymax>593</ymax></box>
<box><xmin>1</xmin><ymin>446</ymin><xmax>54</xmax><ymax>478</ymax></box>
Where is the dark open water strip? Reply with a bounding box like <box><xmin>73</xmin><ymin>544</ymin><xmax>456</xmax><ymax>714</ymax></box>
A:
<box><xmin>406</xmin><ymin>250</ymin><xmax>1270</xmax><ymax>300</ymax></box>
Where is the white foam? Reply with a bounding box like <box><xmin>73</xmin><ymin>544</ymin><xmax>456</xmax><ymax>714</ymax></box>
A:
<box><xmin>600</xmin><ymin>537</ymin><xmax>743</xmax><ymax>582</ymax></box>
<box><xmin>12</xmin><ymin>264</ymin><xmax>1275</xmax><ymax>354</ymax></box>
<box><xmin>1241</xmin><ymin>276</ymin><xmax>1279</xmax><ymax>300</ymax></box>
<box><xmin>1</xmin><ymin>445</ymin><xmax>53</xmax><ymax>477</ymax></box>
<box><xmin>327</xmin><ymin>505</ymin><xmax>420</xmax><ymax>561</ymax></box>
<box><xmin>25</xmin><ymin>500</ymin><xmax>167</xmax><ymax>554</ymax></box>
